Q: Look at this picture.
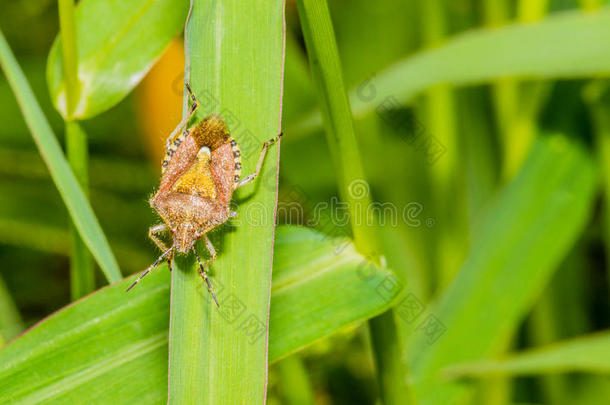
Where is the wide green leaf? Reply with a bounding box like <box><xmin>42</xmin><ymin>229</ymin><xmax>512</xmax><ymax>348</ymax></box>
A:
<box><xmin>0</xmin><ymin>226</ymin><xmax>401</xmax><ymax>404</ymax></box>
<box><xmin>445</xmin><ymin>331</ymin><xmax>610</xmax><ymax>378</ymax></box>
<box><xmin>47</xmin><ymin>0</ymin><xmax>188</xmax><ymax>119</ymax></box>
<box><xmin>407</xmin><ymin>136</ymin><xmax>598</xmax><ymax>404</ymax></box>
<box><xmin>0</xmin><ymin>29</ymin><xmax>121</xmax><ymax>283</ymax></box>
<box><xmin>291</xmin><ymin>7</ymin><xmax>610</xmax><ymax>136</ymax></box>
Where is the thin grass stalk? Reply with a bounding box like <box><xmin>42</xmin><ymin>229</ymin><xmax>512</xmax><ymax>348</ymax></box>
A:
<box><xmin>482</xmin><ymin>1</ymin><xmax>551</xmax><ymax>401</ymax></box>
<box><xmin>66</xmin><ymin>121</ymin><xmax>94</xmax><ymax>299</ymax></box>
<box><xmin>295</xmin><ymin>0</ymin><xmax>377</xmax><ymax>258</ymax></box>
<box><xmin>0</xmin><ymin>28</ymin><xmax>121</xmax><ymax>283</ymax></box>
<box><xmin>583</xmin><ymin>22</ymin><xmax>610</xmax><ymax>404</ymax></box>
<box><xmin>486</xmin><ymin>0</ymin><xmax>551</xmax><ymax>180</ymax></box>
<box><xmin>295</xmin><ymin>1</ymin><xmax>412</xmax><ymax>403</ymax></box>
<box><xmin>582</xmin><ymin>0</ymin><xmax>609</xmax><ymax>290</ymax></box>
<box><xmin>58</xmin><ymin>0</ymin><xmax>94</xmax><ymax>299</ymax></box>
<box><xmin>513</xmin><ymin>1</ymin><xmax>572</xmax><ymax>403</ymax></box>
<box><xmin>417</xmin><ymin>0</ymin><xmax>464</xmax><ymax>290</ymax></box>
<box><xmin>503</xmin><ymin>0</ymin><xmax>550</xmax><ymax>179</ymax></box>
<box><xmin>57</xmin><ymin>0</ymin><xmax>79</xmax><ymax>116</ymax></box>
<box><xmin>588</xmin><ymin>87</ymin><xmax>610</xmax><ymax>281</ymax></box>
<box><xmin>526</xmin><ymin>287</ymin><xmax>570</xmax><ymax>404</ymax></box>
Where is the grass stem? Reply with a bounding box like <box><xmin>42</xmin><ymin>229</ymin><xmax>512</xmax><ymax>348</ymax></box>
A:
<box><xmin>295</xmin><ymin>1</ymin><xmax>411</xmax><ymax>403</ymax></box>
<box><xmin>66</xmin><ymin>121</ymin><xmax>94</xmax><ymax>299</ymax></box>
<box><xmin>58</xmin><ymin>0</ymin><xmax>94</xmax><ymax>299</ymax></box>
<box><xmin>57</xmin><ymin>0</ymin><xmax>80</xmax><ymax>118</ymax></box>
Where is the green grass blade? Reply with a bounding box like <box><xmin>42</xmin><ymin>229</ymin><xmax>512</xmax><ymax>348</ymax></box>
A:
<box><xmin>47</xmin><ymin>0</ymin><xmax>188</xmax><ymax>120</ymax></box>
<box><xmin>290</xmin><ymin>7</ymin><xmax>610</xmax><ymax>136</ymax></box>
<box><xmin>0</xmin><ymin>226</ymin><xmax>401</xmax><ymax>404</ymax></box>
<box><xmin>295</xmin><ymin>0</ymin><xmax>377</xmax><ymax>256</ymax></box>
<box><xmin>486</xmin><ymin>0</ymin><xmax>552</xmax><ymax>181</ymax></box>
<box><xmin>295</xmin><ymin>1</ymin><xmax>411</xmax><ymax>403</ymax></box>
<box><xmin>417</xmin><ymin>0</ymin><xmax>464</xmax><ymax>290</ymax></box>
<box><xmin>482</xmin><ymin>1</ymin><xmax>551</xmax><ymax>402</ymax></box>
<box><xmin>167</xmin><ymin>1</ymin><xmax>284</xmax><ymax>403</ymax></box>
<box><xmin>408</xmin><ymin>135</ymin><xmax>597</xmax><ymax>404</ymax></box>
<box><xmin>0</xmin><ymin>29</ymin><xmax>121</xmax><ymax>283</ymax></box>
<box><xmin>445</xmin><ymin>332</ymin><xmax>610</xmax><ymax>378</ymax></box>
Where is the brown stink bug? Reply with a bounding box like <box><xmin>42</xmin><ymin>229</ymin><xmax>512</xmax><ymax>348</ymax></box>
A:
<box><xmin>126</xmin><ymin>83</ymin><xmax>281</xmax><ymax>306</ymax></box>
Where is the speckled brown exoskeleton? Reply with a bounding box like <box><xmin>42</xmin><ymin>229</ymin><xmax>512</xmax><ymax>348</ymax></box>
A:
<box><xmin>126</xmin><ymin>83</ymin><xmax>281</xmax><ymax>306</ymax></box>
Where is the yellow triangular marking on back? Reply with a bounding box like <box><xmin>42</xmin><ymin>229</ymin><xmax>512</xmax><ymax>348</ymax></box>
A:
<box><xmin>171</xmin><ymin>148</ymin><xmax>217</xmax><ymax>199</ymax></box>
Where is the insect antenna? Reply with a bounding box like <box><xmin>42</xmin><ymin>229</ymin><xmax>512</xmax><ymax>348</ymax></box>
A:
<box><xmin>193</xmin><ymin>248</ymin><xmax>220</xmax><ymax>307</ymax></box>
<box><xmin>126</xmin><ymin>248</ymin><xmax>173</xmax><ymax>292</ymax></box>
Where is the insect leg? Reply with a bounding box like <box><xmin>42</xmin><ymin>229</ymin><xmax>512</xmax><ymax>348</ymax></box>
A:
<box><xmin>161</xmin><ymin>83</ymin><xmax>200</xmax><ymax>171</ymax></box>
<box><xmin>201</xmin><ymin>234</ymin><xmax>218</xmax><ymax>268</ymax></box>
<box><xmin>149</xmin><ymin>224</ymin><xmax>176</xmax><ymax>272</ymax></box>
<box><xmin>236</xmin><ymin>132</ymin><xmax>283</xmax><ymax>188</ymax></box>
<box><xmin>148</xmin><ymin>224</ymin><xmax>170</xmax><ymax>251</ymax></box>
<box><xmin>193</xmin><ymin>246</ymin><xmax>219</xmax><ymax>307</ymax></box>
<box><xmin>126</xmin><ymin>248</ymin><xmax>173</xmax><ymax>292</ymax></box>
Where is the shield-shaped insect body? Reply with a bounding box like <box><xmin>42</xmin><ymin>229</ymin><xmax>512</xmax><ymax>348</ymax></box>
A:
<box><xmin>152</xmin><ymin>114</ymin><xmax>239</xmax><ymax>253</ymax></box>
<box><xmin>127</xmin><ymin>85</ymin><xmax>281</xmax><ymax>306</ymax></box>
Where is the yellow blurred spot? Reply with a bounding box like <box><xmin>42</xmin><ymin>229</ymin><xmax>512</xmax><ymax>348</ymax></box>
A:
<box><xmin>136</xmin><ymin>39</ymin><xmax>185</xmax><ymax>168</ymax></box>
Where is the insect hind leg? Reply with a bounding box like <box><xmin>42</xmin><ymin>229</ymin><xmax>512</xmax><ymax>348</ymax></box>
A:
<box><xmin>236</xmin><ymin>132</ymin><xmax>283</xmax><ymax>188</ymax></box>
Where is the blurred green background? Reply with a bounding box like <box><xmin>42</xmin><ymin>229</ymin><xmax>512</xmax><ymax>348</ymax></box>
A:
<box><xmin>1</xmin><ymin>0</ymin><xmax>610</xmax><ymax>404</ymax></box>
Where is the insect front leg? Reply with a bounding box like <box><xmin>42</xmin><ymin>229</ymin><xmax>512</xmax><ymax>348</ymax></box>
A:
<box><xmin>149</xmin><ymin>224</ymin><xmax>175</xmax><ymax>272</ymax></box>
<box><xmin>236</xmin><ymin>132</ymin><xmax>283</xmax><ymax>188</ymax></box>
<box><xmin>162</xmin><ymin>83</ymin><xmax>200</xmax><ymax>171</ymax></box>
